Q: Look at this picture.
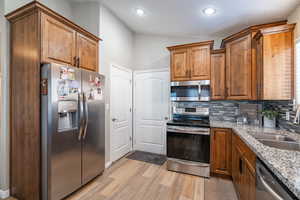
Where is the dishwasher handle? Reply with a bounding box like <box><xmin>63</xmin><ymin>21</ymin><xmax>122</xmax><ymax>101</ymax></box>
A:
<box><xmin>257</xmin><ymin>168</ymin><xmax>284</xmax><ymax>200</ymax></box>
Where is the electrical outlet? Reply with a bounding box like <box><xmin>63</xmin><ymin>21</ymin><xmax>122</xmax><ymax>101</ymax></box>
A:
<box><xmin>286</xmin><ymin>112</ymin><xmax>290</xmax><ymax>121</ymax></box>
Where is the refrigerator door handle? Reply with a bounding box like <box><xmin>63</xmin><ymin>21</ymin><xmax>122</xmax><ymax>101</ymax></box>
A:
<box><xmin>78</xmin><ymin>92</ymin><xmax>85</xmax><ymax>141</ymax></box>
<box><xmin>83</xmin><ymin>92</ymin><xmax>89</xmax><ymax>139</ymax></box>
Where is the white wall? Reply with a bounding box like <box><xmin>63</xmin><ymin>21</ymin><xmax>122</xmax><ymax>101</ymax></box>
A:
<box><xmin>99</xmin><ymin>4</ymin><xmax>134</xmax><ymax>164</ymax></box>
<box><xmin>0</xmin><ymin>0</ymin><xmax>10</xmax><ymax>194</ymax></box>
<box><xmin>4</xmin><ymin>0</ymin><xmax>31</xmax><ymax>14</ymax></box>
<box><xmin>288</xmin><ymin>4</ymin><xmax>300</xmax><ymax>40</ymax></box>
<box><xmin>71</xmin><ymin>2</ymin><xmax>100</xmax><ymax>36</ymax></box>
<box><xmin>38</xmin><ymin>0</ymin><xmax>73</xmax><ymax>20</ymax></box>
<box><xmin>132</xmin><ymin>33</ymin><xmax>222</xmax><ymax>70</ymax></box>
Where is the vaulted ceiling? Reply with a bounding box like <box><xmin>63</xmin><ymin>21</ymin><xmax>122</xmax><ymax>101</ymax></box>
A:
<box><xmin>99</xmin><ymin>0</ymin><xmax>299</xmax><ymax>38</ymax></box>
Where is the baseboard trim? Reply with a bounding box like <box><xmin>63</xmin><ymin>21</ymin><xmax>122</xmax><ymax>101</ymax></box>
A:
<box><xmin>0</xmin><ymin>189</ymin><xmax>9</xmax><ymax>199</ymax></box>
<box><xmin>105</xmin><ymin>161</ymin><xmax>112</xmax><ymax>169</ymax></box>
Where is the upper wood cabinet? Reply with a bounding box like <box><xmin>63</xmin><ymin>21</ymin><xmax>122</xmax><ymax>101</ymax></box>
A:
<box><xmin>77</xmin><ymin>33</ymin><xmax>99</xmax><ymax>71</ymax></box>
<box><xmin>40</xmin><ymin>8</ymin><xmax>100</xmax><ymax>71</ymax></box>
<box><xmin>211</xmin><ymin>128</ymin><xmax>232</xmax><ymax>177</ymax></box>
<box><xmin>168</xmin><ymin>41</ymin><xmax>214</xmax><ymax>82</ymax></box>
<box><xmin>190</xmin><ymin>45</ymin><xmax>211</xmax><ymax>80</ymax></box>
<box><xmin>221</xmin><ymin>20</ymin><xmax>287</xmax><ymax>100</ymax></box>
<box><xmin>170</xmin><ymin>48</ymin><xmax>190</xmax><ymax>81</ymax></box>
<box><xmin>254</xmin><ymin>24</ymin><xmax>296</xmax><ymax>100</ymax></box>
<box><xmin>41</xmin><ymin>13</ymin><xmax>76</xmax><ymax>66</ymax></box>
<box><xmin>211</xmin><ymin>49</ymin><xmax>226</xmax><ymax>100</ymax></box>
<box><xmin>41</xmin><ymin>8</ymin><xmax>99</xmax><ymax>71</ymax></box>
<box><xmin>226</xmin><ymin>35</ymin><xmax>252</xmax><ymax>100</ymax></box>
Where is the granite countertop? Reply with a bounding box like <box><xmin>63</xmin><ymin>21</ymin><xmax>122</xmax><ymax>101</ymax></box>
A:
<box><xmin>210</xmin><ymin>121</ymin><xmax>300</xmax><ymax>199</ymax></box>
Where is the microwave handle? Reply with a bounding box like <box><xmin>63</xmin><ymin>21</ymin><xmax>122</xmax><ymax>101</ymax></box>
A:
<box><xmin>198</xmin><ymin>83</ymin><xmax>202</xmax><ymax>100</ymax></box>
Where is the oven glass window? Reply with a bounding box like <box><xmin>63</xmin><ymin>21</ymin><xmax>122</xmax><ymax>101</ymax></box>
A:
<box><xmin>167</xmin><ymin>132</ymin><xmax>210</xmax><ymax>163</ymax></box>
<box><xmin>171</xmin><ymin>86</ymin><xmax>199</xmax><ymax>97</ymax></box>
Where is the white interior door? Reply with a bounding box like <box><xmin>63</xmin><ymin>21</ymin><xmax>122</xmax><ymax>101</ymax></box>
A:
<box><xmin>134</xmin><ymin>69</ymin><xmax>169</xmax><ymax>154</ymax></box>
<box><xmin>110</xmin><ymin>65</ymin><xmax>132</xmax><ymax>162</ymax></box>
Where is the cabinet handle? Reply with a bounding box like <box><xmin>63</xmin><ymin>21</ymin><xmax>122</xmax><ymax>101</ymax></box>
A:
<box><xmin>73</xmin><ymin>56</ymin><xmax>77</xmax><ymax>67</ymax></box>
<box><xmin>239</xmin><ymin>158</ymin><xmax>243</xmax><ymax>174</ymax></box>
<box><xmin>77</xmin><ymin>57</ymin><xmax>80</xmax><ymax>67</ymax></box>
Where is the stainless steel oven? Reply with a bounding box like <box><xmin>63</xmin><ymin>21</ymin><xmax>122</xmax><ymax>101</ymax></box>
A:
<box><xmin>170</xmin><ymin>80</ymin><xmax>210</xmax><ymax>102</ymax></box>
<box><xmin>166</xmin><ymin>124</ymin><xmax>210</xmax><ymax>178</ymax></box>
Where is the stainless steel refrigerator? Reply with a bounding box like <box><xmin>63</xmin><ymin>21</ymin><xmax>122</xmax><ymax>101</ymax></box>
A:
<box><xmin>41</xmin><ymin>63</ymin><xmax>105</xmax><ymax>200</ymax></box>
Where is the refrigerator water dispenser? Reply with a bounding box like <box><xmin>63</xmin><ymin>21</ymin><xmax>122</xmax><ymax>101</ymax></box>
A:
<box><xmin>58</xmin><ymin>100</ymin><xmax>78</xmax><ymax>131</ymax></box>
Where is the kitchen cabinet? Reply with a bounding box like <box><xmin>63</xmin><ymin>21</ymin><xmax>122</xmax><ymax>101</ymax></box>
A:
<box><xmin>211</xmin><ymin>49</ymin><xmax>226</xmax><ymax>100</ymax></box>
<box><xmin>41</xmin><ymin>13</ymin><xmax>76</xmax><ymax>66</ymax></box>
<box><xmin>190</xmin><ymin>45</ymin><xmax>211</xmax><ymax>80</ymax></box>
<box><xmin>77</xmin><ymin>33</ymin><xmax>99</xmax><ymax>71</ymax></box>
<box><xmin>221</xmin><ymin>20</ymin><xmax>287</xmax><ymax>100</ymax></box>
<box><xmin>225</xmin><ymin>34</ymin><xmax>252</xmax><ymax>100</ymax></box>
<box><xmin>211</xmin><ymin>128</ymin><xmax>232</xmax><ymax>177</ymax></box>
<box><xmin>168</xmin><ymin>41</ymin><xmax>214</xmax><ymax>82</ymax></box>
<box><xmin>6</xmin><ymin>2</ymin><xmax>101</xmax><ymax>199</ymax></box>
<box><xmin>232</xmin><ymin>132</ymin><xmax>256</xmax><ymax>200</ymax></box>
<box><xmin>41</xmin><ymin>13</ymin><xmax>99</xmax><ymax>71</ymax></box>
<box><xmin>254</xmin><ymin>24</ymin><xmax>296</xmax><ymax>100</ymax></box>
<box><xmin>170</xmin><ymin>48</ymin><xmax>190</xmax><ymax>81</ymax></box>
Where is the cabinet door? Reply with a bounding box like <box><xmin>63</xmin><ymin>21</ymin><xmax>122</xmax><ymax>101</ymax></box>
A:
<box><xmin>262</xmin><ymin>31</ymin><xmax>293</xmax><ymax>100</ymax></box>
<box><xmin>248</xmin><ymin>171</ymin><xmax>256</xmax><ymax>200</ymax></box>
<box><xmin>76</xmin><ymin>33</ymin><xmax>99</xmax><ymax>72</ymax></box>
<box><xmin>171</xmin><ymin>48</ymin><xmax>190</xmax><ymax>81</ymax></box>
<box><xmin>232</xmin><ymin>144</ymin><xmax>244</xmax><ymax>200</ymax></box>
<box><xmin>240</xmin><ymin>162</ymin><xmax>256</xmax><ymax>200</ymax></box>
<box><xmin>211</xmin><ymin>128</ymin><xmax>232</xmax><ymax>176</ymax></box>
<box><xmin>211</xmin><ymin>52</ymin><xmax>226</xmax><ymax>99</ymax></box>
<box><xmin>226</xmin><ymin>35</ymin><xmax>252</xmax><ymax>99</ymax></box>
<box><xmin>41</xmin><ymin>13</ymin><xmax>76</xmax><ymax>65</ymax></box>
<box><xmin>190</xmin><ymin>45</ymin><xmax>211</xmax><ymax>80</ymax></box>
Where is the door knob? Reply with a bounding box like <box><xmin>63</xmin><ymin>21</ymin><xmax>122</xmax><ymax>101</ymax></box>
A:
<box><xmin>164</xmin><ymin>117</ymin><xmax>169</xmax><ymax>120</ymax></box>
<box><xmin>112</xmin><ymin>118</ymin><xmax>117</xmax><ymax>122</ymax></box>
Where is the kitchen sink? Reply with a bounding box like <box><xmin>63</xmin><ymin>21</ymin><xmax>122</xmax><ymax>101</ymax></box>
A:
<box><xmin>257</xmin><ymin>139</ymin><xmax>300</xmax><ymax>152</ymax></box>
<box><xmin>248</xmin><ymin>132</ymin><xmax>300</xmax><ymax>151</ymax></box>
<box><xmin>249</xmin><ymin>132</ymin><xmax>296</xmax><ymax>142</ymax></box>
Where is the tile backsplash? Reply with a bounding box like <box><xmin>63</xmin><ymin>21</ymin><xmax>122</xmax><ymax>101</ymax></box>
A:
<box><xmin>262</xmin><ymin>100</ymin><xmax>300</xmax><ymax>133</ymax></box>
<box><xmin>173</xmin><ymin>100</ymin><xmax>300</xmax><ymax>134</ymax></box>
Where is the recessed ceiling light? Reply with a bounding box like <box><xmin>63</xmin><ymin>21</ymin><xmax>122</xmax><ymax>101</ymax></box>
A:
<box><xmin>203</xmin><ymin>7</ymin><xmax>216</xmax><ymax>16</ymax></box>
<box><xmin>136</xmin><ymin>8</ymin><xmax>145</xmax><ymax>17</ymax></box>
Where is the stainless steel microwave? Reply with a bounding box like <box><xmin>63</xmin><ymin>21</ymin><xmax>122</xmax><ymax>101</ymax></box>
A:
<box><xmin>170</xmin><ymin>80</ymin><xmax>210</xmax><ymax>102</ymax></box>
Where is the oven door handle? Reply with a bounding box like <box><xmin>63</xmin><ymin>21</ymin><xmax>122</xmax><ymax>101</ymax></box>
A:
<box><xmin>167</xmin><ymin>128</ymin><xmax>210</xmax><ymax>135</ymax></box>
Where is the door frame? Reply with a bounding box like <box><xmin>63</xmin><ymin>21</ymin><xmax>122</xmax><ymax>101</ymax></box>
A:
<box><xmin>133</xmin><ymin>68</ymin><xmax>170</xmax><ymax>154</ymax></box>
<box><xmin>109</xmin><ymin>64</ymin><xmax>133</xmax><ymax>163</ymax></box>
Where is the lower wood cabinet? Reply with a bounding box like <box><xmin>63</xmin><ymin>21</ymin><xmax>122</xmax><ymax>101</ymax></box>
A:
<box><xmin>232</xmin><ymin>132</ymin><xmax>256</xmax><ymax>200</ymax></box>
<box><xmin>211</xmin><ymin>128</ymin><xmax>232</xmax><ymax>177</ymax></box>
<box><xmin>211</xmin><ymin>129</ymin><xmax>256</xmax><ymax>200</ymax></box>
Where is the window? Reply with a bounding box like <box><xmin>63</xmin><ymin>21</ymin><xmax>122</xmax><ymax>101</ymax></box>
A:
<box><xmin>296</xmin><ymin>39</ymin><xmax>300</xmax><ymax>104</ymax></box>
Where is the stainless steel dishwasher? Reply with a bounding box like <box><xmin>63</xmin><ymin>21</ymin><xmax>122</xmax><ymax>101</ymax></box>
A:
<box><xmin>256</xmin><ymin>159</ymin><xmax>298</xmax><ymax>200</ymax></box>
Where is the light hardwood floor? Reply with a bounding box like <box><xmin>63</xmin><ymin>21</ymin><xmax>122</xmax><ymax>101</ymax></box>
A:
<box><xmin>66</xmin><ymin>158</ymin><xmax>238</xmax><ymax>200</ymax></box>
<box><xmin>2</xmin><ymin>158</ymin><xmax>238</xmax><ymax>200</ymax></box>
